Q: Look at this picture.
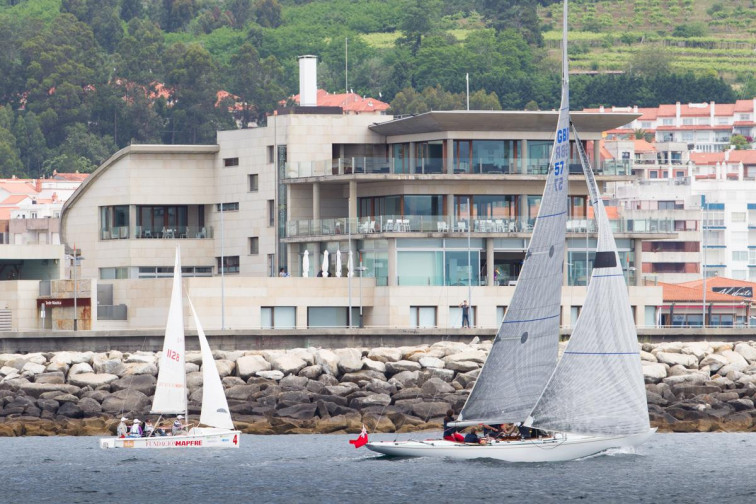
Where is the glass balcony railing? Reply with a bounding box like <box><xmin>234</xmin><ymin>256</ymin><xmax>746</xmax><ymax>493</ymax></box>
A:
<box><xmin>100</xmin><ymin>225</ymin><xmax>214</xmax><ymax>240</ymax></box>
<box><xmin>285</xmin><ymin>214</ymin><xmax>681</xmax><ymax>238</ymax></box>
<box><xmin>284</xmin><ymin>157</ymin><xmax>637</xmax><ymax>179</ymax></box>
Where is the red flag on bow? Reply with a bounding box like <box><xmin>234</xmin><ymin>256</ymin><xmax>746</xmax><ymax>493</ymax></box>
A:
<box><xmin>349</xmin><ymin>424</ymin><xmax>368</xmax><ymax>449</ymax></box>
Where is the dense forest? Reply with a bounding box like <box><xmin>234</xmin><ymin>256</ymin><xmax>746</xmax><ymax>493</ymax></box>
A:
<box><xmin>0</xmin><ymin>0</ymin><xmax>750</xmax><ymax>178</ymax></box>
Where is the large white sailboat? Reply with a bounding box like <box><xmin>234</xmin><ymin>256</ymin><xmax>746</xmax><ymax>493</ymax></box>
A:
<box><xmin>366</xmin><ymin>0</ymin><xmax>654</xmax><ymax>462</ymax></box>
<box><xmin>100</xmin><ymin>247</ymin><xmax>241</xmax><ymax>449</ymax></box>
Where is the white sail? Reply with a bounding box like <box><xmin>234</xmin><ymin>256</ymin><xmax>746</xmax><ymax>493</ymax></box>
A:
<box><xmin>455</xmin><ymin>0</ymin><xmax>571</xmax><ymax>427</ymax></box>
<box><xmin>188</xmin><ymin>297</ymin><xmax>235</xmax><ymax>430</ymax></box>
<box><xmin>151</xmin><ymin>247</ymin><xmax>188</xmax><ymax>415</ymax></box>
<box><xmin>529</xmin><ymin>129</ymin><xmax>650</xmax><ymax>436</ymax></box>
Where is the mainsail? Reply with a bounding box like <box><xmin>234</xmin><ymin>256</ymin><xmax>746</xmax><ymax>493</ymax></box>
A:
<box><xmin>528</xmin><ymin>128</ymin><xmax>650</xmax><ymax>436</ymax></box>
<box><xmin>189</xmin><ymin>297</ymin><xmax>235</xmax><ymax>430</ymax></box>
<box><xmin>455</xmin><ymin>0</ymin><xmax>571</xmax><ymax>427</ymax></box>
<box><xmin>151</xmin><ymin>247</ymin><xmax>188</xmax><ymax>415</ymax></box>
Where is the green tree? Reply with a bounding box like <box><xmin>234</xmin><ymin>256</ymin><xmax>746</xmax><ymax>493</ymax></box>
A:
<box><xmin>254</xmin><ymin>0</ymin><xmax>282</xmax><ymax>28</ymax></box>
<box><xmin>398</xmin><ymin>0</ymin><xmax>441</xmax><ymax>56</ymax></box>
<box><xmin>117</xmin><ymin>18</ymin><xmax>166</xmax><ymax>84</ymax></box>
<box><xmin>469</xmin><ymin>89</ymin><xmax>501</xmax><ymax>110</ymax></box>
<box><xmin>13</xmin><ymin>112</ymin><xmax>48</xmax><ymax>178</ymax></box>
<box><xmin>161</xmin><ymin>0</ymin><xmax>196</xmax><ymax>32</ymax></box>
<box><xmin>626</xmin><ymin>45</ymin><xmax>672</xmax><ymax>78</ymax></box>
<box><xmin>729</xmin><ymin>134</ymin><xmax>750</xmax><ymax>150</ymax></box>
<box><xmin>164</xmin><ymin>42</ymin><xmax>232</xmax><ymax>143</ymax></box>
<box><xmin>228</xmin><ymin>42</ymin><xmax>284</xmax><ymax>126</ymax></box>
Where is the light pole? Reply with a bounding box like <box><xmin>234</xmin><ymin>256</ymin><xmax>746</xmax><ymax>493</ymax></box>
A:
<box><xmin>71</xmin><ymin>248</ymin><xmax>83</xmax><ymax>331</ymax></box>
<box><xmin>356</xmin><ymin>260</ymin><xmax>367</xmax><ymax>328</ymax></box>
<box><xmin>220</xmin><ymin>201</ymin><xmax>225</xmax><ymax>330</ymax></box>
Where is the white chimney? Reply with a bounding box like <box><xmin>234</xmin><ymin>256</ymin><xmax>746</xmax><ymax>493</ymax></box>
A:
<box><xmin>298</xmin><ymin>55</ymin><xmax>318</xmax><ymax>107</ymax></box>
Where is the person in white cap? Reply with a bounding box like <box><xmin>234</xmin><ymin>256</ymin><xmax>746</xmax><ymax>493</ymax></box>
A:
<box><xmin>129</xmin><ymin>419</ymin><xmax>143</xmax><ymax>438</ymax></box>
<box><xmin>172</xmin><ymin>415</ymin><xmax>188</xmax><ymax>436</ymax></box>
<box><xmin>116</xmin><ymin>417</ymin><xmax>128</xmax><ymax>438</ymax></box>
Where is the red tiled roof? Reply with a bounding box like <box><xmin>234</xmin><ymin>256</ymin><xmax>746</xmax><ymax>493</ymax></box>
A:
<box><xmin>656</xmin><ymin>125</ymin><xmax>732</xmax><ymax>131</ymax></box>
<box><xmin>660</xmin><ymin>282</ymin><xmax>743</xmax><ymax>302</ymax></box>
<box><xmin>289</xmin><ymin>89</ymin><xmax>389</xmax><ymax>113</ymax></box>
<box><xmin>679</xmin><ymin>276</ymin><xmax>756</xmax><ymax>296</ymax></box>
<box><xmin>0</xmin><ymin>194</ymin><xmax>30</xmax><ymax>205</ymax></box>
<box><xmin>726</xmin><ymin>150</ymin><xmax>756</xmax><ymax>164</ymax></box>
<box><xmin>689</xmin><ymin>152</ymin><xmax>723</xmax><ymax>165</ymax></box>
<box><xmin>734</xmin><ymin>99</ymin><xmax>755</xmax><ymax>113</ymax></box>
<box><xmin>633</xmin><ymin>139</ymin><xmax>655</xmax><ymax>153</ymax></box>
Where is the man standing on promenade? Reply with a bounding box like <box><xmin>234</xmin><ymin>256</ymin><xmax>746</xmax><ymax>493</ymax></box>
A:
<box><xmin>460</xmin><ymin>300</ymin><xmax>470</xmax><ymax>328</ymax></box>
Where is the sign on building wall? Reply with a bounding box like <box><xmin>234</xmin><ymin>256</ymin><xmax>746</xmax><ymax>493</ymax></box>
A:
<box><xmin>712</xmin><ymin>286</ymin><xmax>753</xmax><ymax>298</ymax></box>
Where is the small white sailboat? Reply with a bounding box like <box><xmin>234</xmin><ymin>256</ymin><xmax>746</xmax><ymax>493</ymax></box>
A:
<box><xmin>100</xmin><ymin>247</ymin><xmax>241</xmax><ymax>449</ymax></box>
<box><xmin>366</xmin><ymin>0</ymin><xmax>654</xmax><ymax>462</ymax></box>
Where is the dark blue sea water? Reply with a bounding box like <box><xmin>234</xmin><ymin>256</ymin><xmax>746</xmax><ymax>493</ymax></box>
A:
<box><xmin>1</xmin><ymin>432</ymin><xmax>754</xmax><ymax>504</ymax></box>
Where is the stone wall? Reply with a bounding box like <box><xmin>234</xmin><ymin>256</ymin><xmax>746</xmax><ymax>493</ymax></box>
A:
<box><xmin>0</xmin><ymin>339</ymin><xmax>755</xmax><ymax>436</ymax></box>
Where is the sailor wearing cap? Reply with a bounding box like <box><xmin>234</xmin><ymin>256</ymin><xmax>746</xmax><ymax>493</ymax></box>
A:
<box><xmin>172</xmin><ymin>415</ymin><xmax>188</xmax><ymax>436</ymax></box>
<box><xmin>129</xmin><ymin>419</ymin><xmax>143</xmax><ymax>438</ymax></box>
<box><xmin>116</xmin><ymin>417</ymin><xmax>129</xmax><ymax>438</ymax></box>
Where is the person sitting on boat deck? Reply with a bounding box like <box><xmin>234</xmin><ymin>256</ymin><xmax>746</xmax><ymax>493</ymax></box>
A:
<box><xmin>463</xmin><ymin>428</ymin><xmax>488</xmax><ymax>445</ymax></box>
<box><xmin>116</xmin><ymin>417</ymin><xmax>128</xmax><ymax>438</ymax></box>
<box><xmin>442</xmin><ymin>409</ymin><xmax>465</xmax><ymax>442</ymax></box>
<box><xmin>172</xmin><ymin>415</ymin><xmax>189</xmax><ymax>436</ymax></box>
<box><xmin>128</xmin><ymin>419</ymin><xmax>143</xmax><ymax>438</ymax></box>
<box><xmin>481</xmin><ymin>423</ymin><xmax>502</xmax><ymax>439</ymax></box>
<box><xmin>143</xmin><ymin>419</ymin><xmax>165</xmax><ymax>437</ymax></box>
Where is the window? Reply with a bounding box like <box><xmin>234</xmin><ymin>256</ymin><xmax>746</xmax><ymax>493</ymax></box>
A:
<box><xmin>216</xmin><ymin>202</ymin><xmax>239</xmax><ymax>212</ymax></box>
<box><xmin>267</xmin><ymin>145</ymin><xmax>274</xmax><ymax>164</ymax></box>
<box><xmin>100</xmin><ymin>205</ymin><xmax>130</xmax><ymax>240</ymax></box>
<box><xmin>248</xmin><ymin>174</ymin><xmax>259</xmax><ymax>192</ymax></box>
<box><xmin>732</xmin><ymin>269</ymin><xmax>747</xmax><ymax>280</ymax></box>
<box><xmin>268</xmin><ymin>200</ymin><xmax>275</xmax><ymax>226</ymax></box>
<box><xmin>731</xmin><ymin>212</ymin><xmax>746</xmax><ymax>223</ymax></box>
<box><xmin>307</xmin><ymin>307</ymin><xmax>354</xmax><ymax>328</ymax></box>
<box><xmin>261</xmin><ymin>307</ymin><xmax>296</xmax><ymax>329</ymax></box>
<box><xmin>217</xmin><ymin>256</ymin><xmax>239</xmax><ymax>274</ymax></box>
<box><xmin>137</xmin><ymin>266</ymin><xmax>212</xmax><ymax>278</ymax></box>
<box><xmin>267</xmin><ymin>254</ymin><xmax>275</xmax><ymax>277</ymax></box>
<box><xmin>682</xmin><ymin>118</ymin><xmax>694</xmax><ymax>125</ymax></box>
<box><xmin>99</xmin><ymin>267</ymin><xmax>129</xmax><ymax>279</ymax></box>
<box><xmin>224</xmin><ymin>157</ymin><xmax>239</xmax><ymax>167</ymax></box>
<box><xmin>662</xmin><ymin>118</ymin><xmax>674</xmax><ymax>126</ymax></box>
<box><xmin>496</xmin><ymin>306</ymin><xmax>507</xmax><ymax>326</ymax></box>
<box><xmin>732</xmin><ymin>251</ymin><xmax>748</xmax><ymax>262</ymax></box>
<box><xmin>249</xmin><ymin>237</ymin><xmax>259</xmax><ymax>255</ymax></box>
<box><xmin>410</xmin><ymin>306</ymin><xmax>436</xmax><ymax>328</ymax></box>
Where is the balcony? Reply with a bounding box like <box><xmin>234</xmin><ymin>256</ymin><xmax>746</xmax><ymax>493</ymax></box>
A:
<box><xmin>101</xmin><ymin>225</ymin><xmax>215</xmax><ymax>240</ymax></box>
<box><xmin>284</xmin><ymin>157</ymin><xmax>636</xmax><ymax>179</ymax></box>
<box><xmin>284</xmin><ymin>214</ymin><xmax>676</xmax><ymax>239</ymax></box>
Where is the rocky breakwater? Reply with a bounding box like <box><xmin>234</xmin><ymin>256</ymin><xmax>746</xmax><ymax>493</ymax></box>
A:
<box><xmin>0</xmin><ymin>339</ymin><xmax>755</xmax><ymax>437</ymax></box>
<box><xmin>642</xmin><ymin>341</ymin><xmax>756</xmax><ymax>432</ymax></box>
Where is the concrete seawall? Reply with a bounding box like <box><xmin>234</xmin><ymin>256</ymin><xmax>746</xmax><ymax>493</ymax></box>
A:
<box><xmin>2</xmin><ymin>327</ymin><xmax>756</xmax><ymax>353</ymax></box>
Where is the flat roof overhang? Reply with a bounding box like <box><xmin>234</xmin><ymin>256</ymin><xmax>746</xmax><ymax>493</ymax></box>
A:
<box><xmin>369</xmin><ymin>110</ymin><xmax>640</xmax><ymax>137</ymax></box>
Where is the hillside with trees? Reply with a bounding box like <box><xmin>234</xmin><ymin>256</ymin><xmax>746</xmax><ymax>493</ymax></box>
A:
<box><xmin>0</xmin><ymin>0</ymin><xmax>751</xmax><ymax>177</ymax></box>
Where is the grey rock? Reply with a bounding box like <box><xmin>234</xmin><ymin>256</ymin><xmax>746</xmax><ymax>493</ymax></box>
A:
<box><xmin>275</xmin><ymin>403</ymin><xmax>318</xmax><ymax>420</ymax></box>
<box><xmin>325</xmin><ymin>383</ymin><xmax>359</xmax><ymax>397</ymax></box>
<box><xmin>277</xmin><ymin>390</ymin><xmax>312</xmax><ymax>406</ymax></box>
<box><xmin>37</xmin><ymin>398</ymin><xmax>60</xmax><ymax>412</ymax></box>
<box><xmin>421</xmin><ymin>377</ymin><xmax>455</xmax><ymax>396</ymax></box>
<box><xmin>68</xmin><ymin>373</ymin><xmax>119</xmax><ymax>388</ymax></box>
<box><xmin>306</xmin><ymin>380</ymin><xmax>326</xmax><ymax>394</ymax></box>
<box><xmin>19</xmin><ymin>383</ymin><xmax>80</xmax><ymax>398</ymax></box>
<box><xmin>34</xmin><ymin>372</ymin><xmax>66</xmax><ymax>385</ymax></box>
<box><xmin>111</xmin><ymin>374</ymin><xmax>156</xmax><ymax>396</ymax></box>
<box><xmin>367</xmin><ymin>348</ymin><xmax>402</xmax><ymax>363</ymax></box>
<box><xmin>268</xmin><ymin>353</ymin><xmax>307</xmax><ymax>376</ymax></box>
<box><xmin>366</xmin><ymin>380</ymin><xmax>397</xmax><ymax>396</ymax></box>
<box><xmin>186</xmin><ymin>371</ymin><xmax>203</xmax><ymax>389</ymax></box>
<box><xmin>78</xmin><ymin>397</ymin><xmax>103</xmax><ymax>416</ymax></box>
<box><xmin>341</xmin><ymin>370</ymin><xmax>387</xmax><ymax>384</ymax></box>
<box><xmin>54</xmin><ymin>394</ymin><xmax>80</xmax><ymax>403</ymax></box>
<box><xmin>388</xmin><ymin>370</ymin><xmax>420</xmax><ymax>389</ymax></box>
<box><xmin>729</xmin><ymin>398</ymin><xmax>755</xmax><ymax>411</ymax></box>
<box><xmin>335</xmin><ymin>348</ymin><xmax>363</xmax><ymax>374</ymax></box>
<box><xmin>298</xmin><ymin>365</ymin><xmax>324</xmax><ymax>380</ymax></box>
<box><xmin>361</xmin><ymin>359</ymin><xmax>386</xmax><ymax>373</ymax></box>
<box><xmin>122</xmin><ymin>362</ymin><xmax>158</xmax><ymax>376</ymax></box>
<box><xmin>391</xmin><ymin>387</ymin><xmax>423</xmax><ymax>401</ymax></box>
<box><xmin>349</xmin><ymin>393</ymin><xmax>391</xmax><ymax>409</ymax></box>
<box><xmin>101</xmin><ymin>389</ymin><xmax>150</xmax><ymax>414</ymax></box>
<box><xmin>222</xmin><ymin>376</ymin><xmax>246</xmax><ymax>388</ymax></box>
<box><xmin>317</xmin><ymin>374</ymin><xmax>340</xmax><ymax>386</ymax></box>
<box><xmin>410</xmin><ymin>401</ymin><xmax>450</xmax><ymax>419</ymax></box>
<box><xmin>226</xmin><ymin>384</ymin><xmax>262</xmax><ymax>401</ymax></box>
<box><xmin>280</xmin><ymin>375</ymin><xmax>309</xmax><ymax>391</ymax></box>
<box><xmin>256</xmin><ymin>370</ymin><xmax>285</xmax><ymax>381</ymax></box>
<box><xmin>57</xmin><ymin>401</ymin><xmax>84</xmax><ymax>418</ymax></box>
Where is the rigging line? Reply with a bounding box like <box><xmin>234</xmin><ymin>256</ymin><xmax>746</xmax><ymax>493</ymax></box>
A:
<box><xmin>591</xmin><ymin>273</ymin><xmax>625</xmax><ymax>278</ymax></box>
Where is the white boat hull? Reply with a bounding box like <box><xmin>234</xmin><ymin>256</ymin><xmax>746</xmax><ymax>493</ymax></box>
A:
<box><xmin>366</xmin><ymin>429</ymin><xmax>655</xmax><ymax>462</ymax></box>
<box><xmin>99</xmin><ymin>427</ymin><xmax>241</xmax><ymax>450</ymax></box>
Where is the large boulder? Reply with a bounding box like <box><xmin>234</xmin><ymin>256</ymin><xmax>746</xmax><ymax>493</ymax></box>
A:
<box><xmin>100</xmin><ymin>389</ymin><xmax>150</xmax><ymax>414</ymax></box>
<box><xmin>256</xmin><ymin>370</ymin><xmax>284</xmax><ymax>381</ymax></box>
<box><xmin>268</xmin><ymin>353</ymin><xmax>307</xmax><ymax>376</ymax></box>
<box><xmin>642</xmin><ymin>363</ymin><xmax>668</xmax><ymax>383</ymax></box>
<box><xmin>68</xmin><ymin>373</ymin><xmax>119</xmax><ymax>388</ymax></box>
<box><xmin>418</xmin><ymin>356</ymin><xmax>445</xmax><ymax>369</ymax></box>
<box><xmin>57</xmin><ymin>401</ymin><xmax>84</xmax><ymax>418</ymax></box>
<box><xmin>275</xmin><ymin>403</ymin><xmax>318</xmax><ymax>420</ymax></box>
<box><xmin>34</xmin><ymin>372</ymin><xmax>66</xmax><ymax>385</ymax></box>
<box><xmin>19</xmin><ymin>383</ymin><xmax>80</xmax><ymax>398</ymax></box>
<box><xmin>410</xmin><ymin>401</ymin><xmax>450</xmax><ymax>419</ymax></box>
<box><xmin>388</xmin><ymin>370</ymin><xmax>420</xmax><ymax>389</ymax></box>
<box><xmin>298</xmin><ymin>364</ymin><xmax>324</xmax><ymax>380</ymax></box>
<box><xmin>361</xmin><ymin>359</ymin><xmax>386</xmax><ymax>373</ymax></box>
<box><xmin>21</xmin><ymin>362</ymin><xmax>46</xmax><ymax>376</ymax></box>
<box><xmin>367</xmin><ymin>348</ymin><xmax>402</xmax><ymax>363</ymax></box>
<box><xmin>385</xmin><ymin>360</ymin><xmax>422</xmax><ymax>375</ymax></box>
<box><xmin>443</xmin><ymin>350</ymin><xmax>487</xmax><ymax>365</ymax></box>
<box><xmin>700</xmin><ymin>354</ymin><xmax>729</xmax><ymax>373</ymax></box>
<box><xmin>122</xmin><ymin>362</ymin><xmax>158</xmax><ymax>376</ymax></box>
<box><xmin>110</xmin><ymin>374</ymin><xmax>156</xmax><ymax>396</ymax></box>
<box><xmin>212</xmin><ymin>359</ymin><xmax>236</xmax><ymax>379</ymax></box>
<box><xmin>186</xmin><ymin>371</ymin><xmax>203</xmax><ymax>389</ymax></box>
<box><xmin>655</xmin><ymin>352</ymin><xmax>698</xmax><ymax>368</ymax></box>
<box><xmin>314</xmin><ymin>349</ymin><xmax>340</xmax><ymax>376</ymax></box>
<box><xmin>348</xmin><ymin>393</ymin><xmax>391</xmax><ymax>409</ymax></box>
<box><xmin>734</xmin><ymin>344</ymin><xmax>756</xmax><ymax>364</ymax></box>
<box><xmin>236</xmin><ymin>355</ymin><xmax>271</xmax><ymax>379</ymax></box>
<box><xmin>720</xmin><ymin>350</ymin><xmax>749</xmax><ymax>369</ymax></box>
<box><xmin>125</xmin><ymin>352</ymin><xmax>156</xmax><ymax>364</ymax></box>
<box><xmin>68</xmin><ymin>362</ymin><xmax>94</xmax><ymax>376</ymax></box>
<box><xmin>421</xmin><ymin>377</ymin><xmax>455</xmax><ymax>396</ymax></box>
<box><xmin>334</xmin><ymin>348</ymin><xmax>363</xmax><ymax>374</ymax></box>
<box><xmin>78</xmin><ymin>397</ymin><xmax>103</xmax><ymax>416</ymax></box>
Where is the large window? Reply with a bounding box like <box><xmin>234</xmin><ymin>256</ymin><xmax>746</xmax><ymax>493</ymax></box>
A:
<box><xmin>100</xmin><ymin>205</ymin><xmax>129</xmax><ymax>240</ymax></box>
<box><xmin>217</xmin><ymin>256</ymin><xmax>240</xmax><ymax>274</ymax></box>
<box><xmin>137</xmin><ymin>205</ymin><xmax>189</xmax><ymax>238</ymax></box>
<box><xmin>261</xmin><ymin>307</ymin><xmax>295</xmax><ymax>329</ymax></box>
<box><xmin>396</xmin><ymin>239</ymin><xmax>481</xmax><ymax>286</ymax></box>
<box><xmin>454</xmin><ymin>140</ymin><xmax>517</xmax><ymax>174</ymax></box>
<box><xmin>410</xmin><ymin>306</ymin><xmax>436</xmax><ymax>328</ymax></box>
